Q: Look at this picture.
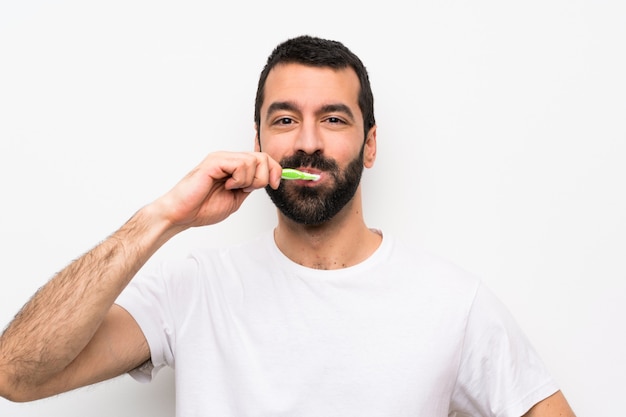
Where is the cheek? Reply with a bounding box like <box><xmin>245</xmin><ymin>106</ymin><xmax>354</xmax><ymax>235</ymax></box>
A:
<box><xmin>258</xmin><ymin>137</ymin><xmax>291</xmax><ymax>161</ymax></box>
<box><xmin>333</xmin><ymin>141</ymin><xmax>365</xmax><ymax>164</ymax></box>
<box><xmin>258</xmin><ymin>127</ymin><xmax>298</xmax><ymax>152</ymax></box>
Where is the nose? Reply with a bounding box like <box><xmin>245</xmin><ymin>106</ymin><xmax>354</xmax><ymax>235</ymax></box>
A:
<box><xmin>294</xmin><ymin>121</ymin><xmax>323</xmax><ymax>155</ymax></box>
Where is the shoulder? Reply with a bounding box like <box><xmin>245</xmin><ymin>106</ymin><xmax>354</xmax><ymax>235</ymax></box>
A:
<box><xmin>385</xmin><ymin>234</ymin><xmax>482</xmax><ymax>293</ymax></box>
<box><xmin>185</xmin><ymin>231</ymin><xmax>274</xmax><ymax>271</ymax></box>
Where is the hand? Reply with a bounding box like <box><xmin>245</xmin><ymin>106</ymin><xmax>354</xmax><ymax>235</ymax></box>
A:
<box><xmin>0</xmin><ymin>151</ymin><xmax>283</xmax><ymax>402</ymax></box>
<box><xmin>153</xmin><ymin>151</ymin><xmax>282</xmax><ymax>230</ymax></box>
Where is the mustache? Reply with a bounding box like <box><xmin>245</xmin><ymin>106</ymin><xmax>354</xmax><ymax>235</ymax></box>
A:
<box><xmin>280</xmin><ymin>151</ymin><xmax>339</xmax><ymax>172</ymax></box>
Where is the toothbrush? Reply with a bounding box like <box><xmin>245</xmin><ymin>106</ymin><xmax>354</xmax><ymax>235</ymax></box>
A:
<box><xmin>281</xmin><ymin>168</ymin><xmax>321</xmax><ymax>181</ymax></box>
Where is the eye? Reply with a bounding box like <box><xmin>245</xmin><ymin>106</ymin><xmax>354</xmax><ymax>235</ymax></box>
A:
<box><xmin>274</xmin><ymin>117</ymin><xmax>294</xmax><ymax>125</ymax></box>
<box><xmin>325</xmin><ymin>116</ymin><xmax>346</xmax><ymax>124</ymax></box>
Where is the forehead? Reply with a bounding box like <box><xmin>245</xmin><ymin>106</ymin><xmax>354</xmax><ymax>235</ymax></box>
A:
<box><xmin>262</xmin><ymin>63</ymin><xmax>361</xmax><ymax>114</ymax></box>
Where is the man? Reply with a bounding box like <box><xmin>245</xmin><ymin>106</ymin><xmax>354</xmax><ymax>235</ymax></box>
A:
<box><xmin>0</xmin><ymin>35</ymin><xmax>574</xmax><ymax>416</ymax></box>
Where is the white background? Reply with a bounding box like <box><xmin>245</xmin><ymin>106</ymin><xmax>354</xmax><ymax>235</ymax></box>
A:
<box><xmin>1</xmin><ymin>1</ymin><xmax>624</xmax><ymax>416</ymax></box>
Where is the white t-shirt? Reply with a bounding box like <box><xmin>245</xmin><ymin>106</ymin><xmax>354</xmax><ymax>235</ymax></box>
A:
<box><xmin>116</xmin><ymin>231</ymin><xmax>558</xmax><ymax>417</ymax></box>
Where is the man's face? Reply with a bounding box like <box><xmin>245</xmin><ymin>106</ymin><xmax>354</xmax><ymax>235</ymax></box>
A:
<box><xmin>256</xmin><ymin>63</ymin><xmax>376</xmax><ymax>225</ymax></box>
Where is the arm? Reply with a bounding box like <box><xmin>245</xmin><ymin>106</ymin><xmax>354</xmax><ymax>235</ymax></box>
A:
<box><xmin>523</xmin><ymin>390</ymin><xmax>576</xmax><ymax>417</ymax></box>
<box><xmin>0</xmin><ymin>151</ymin><xmax>282</xmax><ymax>402</ymax></box>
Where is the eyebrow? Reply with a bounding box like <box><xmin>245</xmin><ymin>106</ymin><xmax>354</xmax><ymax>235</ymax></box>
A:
<box><xmin>317</xmin><ymin>103</ymin><xmax>355</xmax><ymax>122</ymax></box>
<box><xmin>265</xmin><ymin>101</ymin><xmax>299</xmax><ymax>123</ymax></box>
<box><xmin>265</xmin><ymin>101</ymin><xmax>356</xmax><ymax>123</ymax></box>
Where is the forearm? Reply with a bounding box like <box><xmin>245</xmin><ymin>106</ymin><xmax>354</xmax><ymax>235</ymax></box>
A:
<box><xmin>0</xmin><ymin>151</ymin><xmax>280</xmax><ymax>399</ymax></box>
<box><xmin>0</xmin><ymin>203</ymin><xmax>178</xmax><ymax>394</ymax></box>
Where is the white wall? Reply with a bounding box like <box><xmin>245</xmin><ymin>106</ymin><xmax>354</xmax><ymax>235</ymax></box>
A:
<box><xmin>1</xmin><ymin>1</ymin><xmax>624</xmax><ymax>415</ymax></box>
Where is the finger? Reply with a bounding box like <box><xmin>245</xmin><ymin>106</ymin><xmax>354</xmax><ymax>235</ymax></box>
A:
<box><xmin>267</xmin><ymin>156</ymin><xmax>283</xmax><ymax>189</ymax></box>
<box><xmin>246</xmin><ymin>152</ymin><xmax>281</xmax><ymax>191</ymax></box>
<box><xmin>243</xmin><ymin>152</ymin><xmax>282</xmax><ymax>190</ymax></box>
<box><xmin>222</xmin><ymin>153</ymin><xmax>264</xmax><ymax>191</ymax></box>
<box><xmin>241</xmin><ymin>153</ymin><xmax>273</xmax><ymax>192</ymax></box>
<box><xmin>246</xmin><ymin>152</ymin><xmax>283</xmax><ymax>191</ymax></box>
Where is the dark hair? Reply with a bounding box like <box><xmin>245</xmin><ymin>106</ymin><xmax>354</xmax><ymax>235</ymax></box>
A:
<box><xmin>254</xmin><ymin>35</ymin><xmax>375</xmax><ymax>139</ymax></box>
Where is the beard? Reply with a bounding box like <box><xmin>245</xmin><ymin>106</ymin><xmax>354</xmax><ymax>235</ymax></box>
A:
<box><xmin>265</xmin><ymin>146</ymin><xmax>365</xmax><ymax>226</ymax></box>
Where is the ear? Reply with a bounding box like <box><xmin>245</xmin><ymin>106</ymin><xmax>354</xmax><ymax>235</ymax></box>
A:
<box><xmin>363</xmin><ymin>125</ymin><xmax>377</xmax><ymax>168</ymax></box>
<box><xmin>254</xmin><ymin>124</ymin><xmax>261</xmax><ymax>152</ymax></box>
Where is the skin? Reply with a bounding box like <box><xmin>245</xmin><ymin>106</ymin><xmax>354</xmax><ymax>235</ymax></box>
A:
<box><xmin>256</xmin><ymin>63</ymin><xmax>381</xmax><ymax>268</ymax></box>
<box><xmin>0</xmin><ymin>150</ymin><xmax>282</xmax><ymax>401</ymax></box>
<box><xmin>0</xmin><ymin>63</ymin><xmax>575</xmax><ymax>416</ymax></box>
<box><xmin>523</xmin><ymin>391</ymin><xmax>575</xmax><ymax>416</ymax></box>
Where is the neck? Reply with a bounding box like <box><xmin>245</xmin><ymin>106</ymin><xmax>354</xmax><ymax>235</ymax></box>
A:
<box><xmin>273</xmin><ymin>189</ymin><xmax>382</xmax><ymax>270</ymax></box>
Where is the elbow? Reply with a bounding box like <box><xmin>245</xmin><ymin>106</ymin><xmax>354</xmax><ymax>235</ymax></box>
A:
<box><xmin>0</xmin><ymin>372</ymin><xmax>44</xmax><ymax>403</ymax></box>
<box><xmin>0</xmin><ymin>378</ymin><xmax>21</xmax><ymax>403</ymax></box>
<box><xmin>0</xmin><ymin>381</ymin><xmax>24</xmax><ymax>403</ymax></box>
<box><xmin>1</xmin><ymin>390</ymin><xmax>28</xmax><ymax>403</ymax></box>
<box><xmin>0</xmin><ymin>385</ymin><xmax>43</xmax><ymax>403</ymax></box>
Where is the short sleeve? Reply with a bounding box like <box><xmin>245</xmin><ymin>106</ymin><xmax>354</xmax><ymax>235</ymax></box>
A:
<box><xmin>450</xmin><ymin>283</ymin><xmax>559</xmax><ymax>417</ymax></box>
<box><xmin>115</xmin><ymin>258</ymin><xmax>195</xmax><ymax>382</ymax></box>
